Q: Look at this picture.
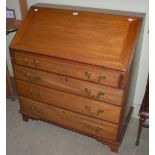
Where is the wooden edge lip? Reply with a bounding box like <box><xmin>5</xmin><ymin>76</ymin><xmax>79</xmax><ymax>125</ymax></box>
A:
<box><xmin>32</xmin><ymin>3</ymin><xmax>145</xmax><ymax>18</ymax></box>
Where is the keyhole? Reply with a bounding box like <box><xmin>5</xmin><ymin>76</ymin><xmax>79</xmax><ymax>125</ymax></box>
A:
<box><xmin>62</xmin><ymin>111</ymin><xmax>66</xmax><ymax>114</ymax></box>
<box><xmin>65</xmin><ymin>78</ymin><xmax>68</xmax><ymax>82</ymax></box>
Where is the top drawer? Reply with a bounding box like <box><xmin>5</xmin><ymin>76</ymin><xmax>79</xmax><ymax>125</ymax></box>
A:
<box><xmin>12</xmin><ymin>51</ymin><xmax>122</xmax><ymax>88</ymax></box>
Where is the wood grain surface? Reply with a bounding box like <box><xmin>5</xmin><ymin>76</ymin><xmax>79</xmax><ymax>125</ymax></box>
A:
<box><xmin>10</xmin><ymin>6</ymin><xmax>142</xmax><ymax>71</ymax></box>
<box><xmin>14</xmin><ymin>65</ymin><xmax>124</xmax><ymax>105</ymax></box>
<box><xmin>16</xmin><ymin>80</ymin><xmax>122</xmax><ymax>123</ymax></box>
<box><xmin>13</xmin><ymin>51</ymin><xmax>122</xmax><ymax>88</ymax></box>
<box><xmin>19</xmin><ymin>96</ymin><xmax>119</xmax><ymax>141</ymax></box>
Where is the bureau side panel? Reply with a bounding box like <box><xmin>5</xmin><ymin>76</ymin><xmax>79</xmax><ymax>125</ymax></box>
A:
<box><xmin>118</xmin><ymin>48</ymin><xmax>138</xmax><ymax>142</ymax></box>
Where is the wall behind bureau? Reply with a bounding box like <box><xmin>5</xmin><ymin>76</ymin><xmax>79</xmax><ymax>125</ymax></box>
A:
<box><xmin>6</xmin><ymin>0</ymin><xmax>149</xmax><ymax>117</ymax></box>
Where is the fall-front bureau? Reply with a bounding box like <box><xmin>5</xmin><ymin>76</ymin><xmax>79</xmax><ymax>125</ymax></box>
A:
<box><xmin>10</xmin><ymin>4</ymin><xmax>142</xmax><ymax>152</ymax></box>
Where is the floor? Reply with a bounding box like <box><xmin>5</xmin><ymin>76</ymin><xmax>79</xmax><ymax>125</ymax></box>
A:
<box><xmin>6</xmin><ymin>99</ymin><xmax>149</xmax><ymax>155</ymax></box>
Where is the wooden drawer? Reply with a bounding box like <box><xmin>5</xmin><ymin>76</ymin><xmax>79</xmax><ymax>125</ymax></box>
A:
<box><xmin>16</xmin><ymin>80</ymin><xmax>122</xmax><ymax>124</ymax></box>
<box><xmin>13</xmin><ymin>51</ymin><xmax>121</xmax><ymax>88</ymax></box>
<box><xmin>14</xmin><ymin>65</ymin><xmax>124</xmax><ymax>105</ymax></box>
<box><xmin>19</xmin><ymin>96</ymin><xmax>119</xmax><ymax>141</ymax></box>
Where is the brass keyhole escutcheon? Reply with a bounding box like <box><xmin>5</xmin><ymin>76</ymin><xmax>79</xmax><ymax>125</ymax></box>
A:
<box><xmin>85</xmin><ymin>105</ymin><xmax>104</xmax><ymax>116</ymax></box>
<box><xmin>85</xmin><ymin>71</ymin><xmax>106</xmax><ymax>83</ymax></box>
<box><xmin>84</xmin><ymin>88</ymin><xmax>104</xmax><ymax>99</ymax></box>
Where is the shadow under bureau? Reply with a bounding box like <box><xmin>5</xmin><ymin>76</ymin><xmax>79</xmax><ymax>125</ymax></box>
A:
<box><xmin>10</xmin><ymin>4</ymin><xmax>142</xmax><ymax>153</ymax></box>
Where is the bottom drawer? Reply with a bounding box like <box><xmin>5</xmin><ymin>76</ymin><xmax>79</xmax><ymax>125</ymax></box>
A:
<box><xmin>19</xmin><ymin>96</ymin><xmax>119</xmax><ymax>141</ymax></box>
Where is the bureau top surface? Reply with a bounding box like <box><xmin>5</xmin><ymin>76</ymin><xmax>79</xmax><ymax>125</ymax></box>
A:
<box><xmin>10</xmin><ymin>6</ymin><xmax>142</xmax><ymax>71</ymax></box>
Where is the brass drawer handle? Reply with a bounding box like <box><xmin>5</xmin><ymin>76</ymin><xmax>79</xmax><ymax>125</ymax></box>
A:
<box><xmin>31</xmin><ymin>107</ymin><xmax>41</xmax><ymax>115</ymax></box>
<box><xmin>23</xmin><ymin>58</ymin><xmax>39</xmax><ymax>67</ymax></box>
<box><xmin>84</xmin><ymin>88</ymin><xmax>104</xmax><ymax>99</ymax></box>
<box><xmin>85</xmin><ymin>105</ymin><xmax>104</xmax><ymax>116</ymax></box>
<box><xmin>28</xmin><ymin>89</ymin><xmax>42</xmax><ymax>98</ymax></box>
<box><xmin>83</xmin><ymin>123</ymin><xmax>102</xmax><ymax>133</ymax></box>
<box><xmin>85</xmin><ymin>71</ymin><xmax>106</xmax><ymax>83</ymax></box>
<box><xmin>33</xmin><ymin>60</ymin><xmax>39</xmax><ymax>65</ymax></box>
<box><xmin>25</xmin><ymin>73</ymin><xmax>41</xmax><ymax>82</ymax></box>
<box><xmin>31</xmin><ymin>59</ymin><xmax>39</xmax><ymax>67</ymax></box>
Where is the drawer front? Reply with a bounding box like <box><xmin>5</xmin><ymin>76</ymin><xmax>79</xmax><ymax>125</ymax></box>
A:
<box><xmin>19</xmin><ymin>96</ymin><xmax>119</xmax><ymax>141</ymax></box>
<box><xmin>14</xmin><ymin>65</ymin><xmax>124</xmax><ymax>105</ymax></box>
<box><xmin>16</xmin><ymin>80</ymin><xmax>121</xmax><ymax>124</ymax></box>
<box><xmin>13</xmin><ymin>51</ymin><xmax>121</xmax><ymax>88</ymax></box>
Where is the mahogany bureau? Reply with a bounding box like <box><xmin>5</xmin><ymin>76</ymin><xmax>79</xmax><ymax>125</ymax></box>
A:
<box><xmin>10</xmin><ymin>4</ymin><xmax>142</xmax><ymax>152</ymax></box>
